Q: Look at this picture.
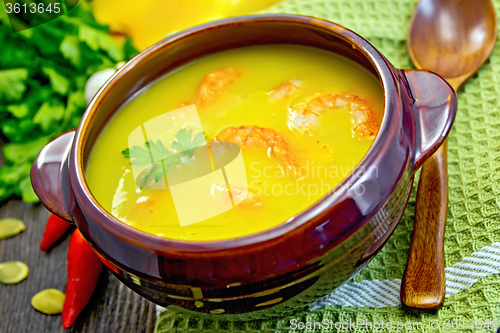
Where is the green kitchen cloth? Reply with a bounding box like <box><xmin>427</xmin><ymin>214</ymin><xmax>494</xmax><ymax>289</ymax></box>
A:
<box><xmin>155</xmin><ymin>0</ymin><xmax>500</xmax><ymax>332</ymax></box>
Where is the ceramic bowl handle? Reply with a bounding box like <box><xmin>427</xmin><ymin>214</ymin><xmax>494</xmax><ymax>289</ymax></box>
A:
<box><xmin>401</xmin><ymin>69</ymin><xmax>457</xmax><ymax>172</ymax></box>
<box><xmin>31</xmin><ymin>130</ymin><xmax>76</xmax><ymax>222</ymax></box>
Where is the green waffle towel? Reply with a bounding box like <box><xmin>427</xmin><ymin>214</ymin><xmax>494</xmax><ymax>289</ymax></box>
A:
<box><xmin>155</xmin><ymin>0</ymin><xmax>500</xmax><ymax>331</ymax></box>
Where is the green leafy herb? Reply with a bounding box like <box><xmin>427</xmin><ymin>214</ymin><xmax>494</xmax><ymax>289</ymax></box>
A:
<box><xmin>18</xmin><ymin>177</ymin><xmax>39</xmax><ymax>203</ymax></box>
<box><xmin>125</xmin><ymin>140</ymin><xmax>180</xmax><ymax>166</ymax></box>
<box><xmin>138</xmin><ymin>163</ymin><xmax>165</xmax><ymax>188</ymax></box>
<box><xmin>122</xmin><ymin>129</ymin><xmax>206</xmax><ymax>188</ymax></box>
<box><xmin>0</xmin><ymin>0</ymin><xmax>138</xmax><ymax>203</ymax></box>
<box><xmin>2</xmin><ymin>136</ymin><xmax>51</xmax><ymax>164</ymax></box>
<box><xmin>78</xmin><ymin>25</ymin><xmax>124</xmax><ymax>62</ymax></box>
<box><xmin>6</xmin><ymin>104</ymin><xmax>29</xmax><ymax>118</ymax></box>
<box><xmin>171</xmin><ymin>128</ymin><xmax>206</xmax><ymax>158</ymax></box>
<box><xmin>33</xmin><ymin>99</ymin><xmax>66</xmax><ymax>133</ymax></box>
<box><xmin>60</xmin><ymin>35</ymin><xmax>82</xmax><ymax>68</ymax></box>
<box><xmin>0</xmin><ymin>69</ymin><xmax>29</xmax><ymax>101</ymax></box>
<box><xmin>41</xmin><ymin>67</ymin><xmax>70</xmax><ymax>95</ymax></box>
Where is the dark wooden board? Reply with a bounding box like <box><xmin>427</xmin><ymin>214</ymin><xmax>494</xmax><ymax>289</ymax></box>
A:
<box><xmin>0</xmin><ymin>200</ymin><xmax>156</xmax><ymax>333</ymax></box>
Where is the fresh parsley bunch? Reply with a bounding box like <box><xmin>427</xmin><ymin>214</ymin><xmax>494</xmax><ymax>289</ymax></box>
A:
<box><xmin>0</xmin><ymin>1</ymin><xmax>137</xmax><ymax>203</ymax></box>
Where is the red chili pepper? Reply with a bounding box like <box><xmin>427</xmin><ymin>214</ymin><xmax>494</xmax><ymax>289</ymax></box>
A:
<box><xmin>39</xmin><ymin>214</ymin><xmax>72</xmax><ymax>251</ymax></box>
<box><xmin>62</xmin><ymin>229</ymin><xmax>103</xmax><ymax>329</ymax></box>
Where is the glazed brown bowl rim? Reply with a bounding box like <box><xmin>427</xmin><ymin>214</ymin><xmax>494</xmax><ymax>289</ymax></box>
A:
<box><xmin>72</xmin><ymin>14</ymin><xmax>398</xmax><ymax>252</ymax></box>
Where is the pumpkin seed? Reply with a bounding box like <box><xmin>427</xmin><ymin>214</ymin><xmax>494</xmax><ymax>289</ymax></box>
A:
<box><xmin>0</xmin><ymin>261</ymin><xmax>29</xmax><ymax>285</ymax></box>
<box><xmin>31</xmin><ymin>289</ymin><xmax>65</xmax><ymax>315</ymax></box>
<box><xmin>0</xmin><ymin>218</ymin><xmax>26</xmax><ymax>240</ymax></box>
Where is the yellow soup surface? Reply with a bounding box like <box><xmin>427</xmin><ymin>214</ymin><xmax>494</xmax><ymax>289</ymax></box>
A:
<box><xmin>85</xmin><ymin>45</ymin><xmax>384</xmax><ymax>241</ymax></box>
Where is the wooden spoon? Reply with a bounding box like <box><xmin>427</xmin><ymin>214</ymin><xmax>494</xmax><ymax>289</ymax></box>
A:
<box><xmin>402</xmin><ymin>0</ymin><xmax>497</xmax><ymax>312</ymax></box>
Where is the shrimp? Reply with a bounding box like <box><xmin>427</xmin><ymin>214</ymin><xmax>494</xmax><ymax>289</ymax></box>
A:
<box><xmin>269</xmin><ymin>80</ymin><xmax>302</xmax><ymax>101</ymax></box>
<box><xmin>289</xmin><ymin>93</ymin><xmax>380</xmax><ymax>138</ymax></box>
<box><xmin>197</xmin><ymin>67</ymin><xmax>241</xmax><ymax>107</ymax></box>
<box><xmin>214</xmin><ymin>126</ymin><xmax>300</xmax><ymax>171</ymax></box>
<box><xmin>178</xmin><ymin>101</ymin><xmax>192</xmax><ymax>108</ymax></box>
<box><xmin>209</xmin><ymin>183</ymin><xmax>261</xmax><ymax>208</ymax></box>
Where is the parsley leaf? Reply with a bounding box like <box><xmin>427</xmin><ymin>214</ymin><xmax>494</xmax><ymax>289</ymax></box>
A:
<box><xmin>2</xmin><ymin>136</ymin><xmax>50</xmax><ymax>164</ymax></box>
<box><xmin>78</xmin><ymin>25</ymin><xmax>124</xmax><ymax>62</ymax></box>
<box><xmin>124</xmin><ymin>140</ymin><xmax>182</xmax><ymax>188</ymax></box>
<box><xmin>149</xmin><ymin>140</ymin><xmax>181</xmax><ymax>165</ymax></box>
<box><xmin>60</xmin><ymin>35</ymin><xmax>82</xmax><ymax>68</ymax></box>
<box><xmin>122</xmin><ymin>129</ymin><xmax>206</xmax><ymax>187</ymax></box>
<box><xmin>0</xmin><ymin>39</ymin><xmax>36</xmax><ymax>69</ymax></box>
<box><xmin>137</xmin><ymin>163</ymin><xmax>165</xmax><ymax>188</ymax></box>
<box><xmin>171</xmin><ymin>128</ymin><xmax>207</xmax><ymax>158</ymax></box>
<box><xmin>0</xmin><ymin>68</ymin><xmax>29</xmax><ymax>101</ymax></box>
<box><xmin>0</xmin><ymin>162</ymin><xmax>31</xmax><ymax>186</ymax></box>
<box><xmin>6</xmin><ymin>104</ymin><xmax>29</xmax><ymax>118</ymax></box>
<box><xmin>1</xmin><ymin>118</ymin><xmax>38</xmax><ymax>143</ymax></box>
<box><xmin>126</xmin><ymin>139</ymin><xmax>187</xmax><ymax>166</ymax></box>
<box><xmin>18</xmin><ymin>177</ymin><xmax>39</xmax><ymax>203</ymax></box>
<box><xmin>41</xmin><ymin>67</ymin><xmax>70</xmax><ymax>95</ymax></box>
<box><xmin>124</xmin><ymin>142</ymin><xmax>154</xmax><ymax>166</ymax></box>
<box><xmin>33</xmin><ymin>99</ymin><xmax>66</xmax><ymax>133</ymax></box>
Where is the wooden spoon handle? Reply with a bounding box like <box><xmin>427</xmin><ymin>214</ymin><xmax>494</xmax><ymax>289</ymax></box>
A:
<box><xmin>401</xmin><ymin>139</ymin><xmax>447</xmax><ymax>311</ymax></box>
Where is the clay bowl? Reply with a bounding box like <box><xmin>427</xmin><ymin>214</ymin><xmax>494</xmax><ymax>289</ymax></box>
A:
<box><xmin>31</xmin><ymin>14</ymin><xmax>457</xmax><ymax>320</ymax></box>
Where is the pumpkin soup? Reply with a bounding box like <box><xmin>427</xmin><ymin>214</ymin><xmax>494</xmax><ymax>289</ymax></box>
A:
<box><xmin>85</xmin><ymin>44</ymin><xmax>384</xmax><ymax>241</ymax></box>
